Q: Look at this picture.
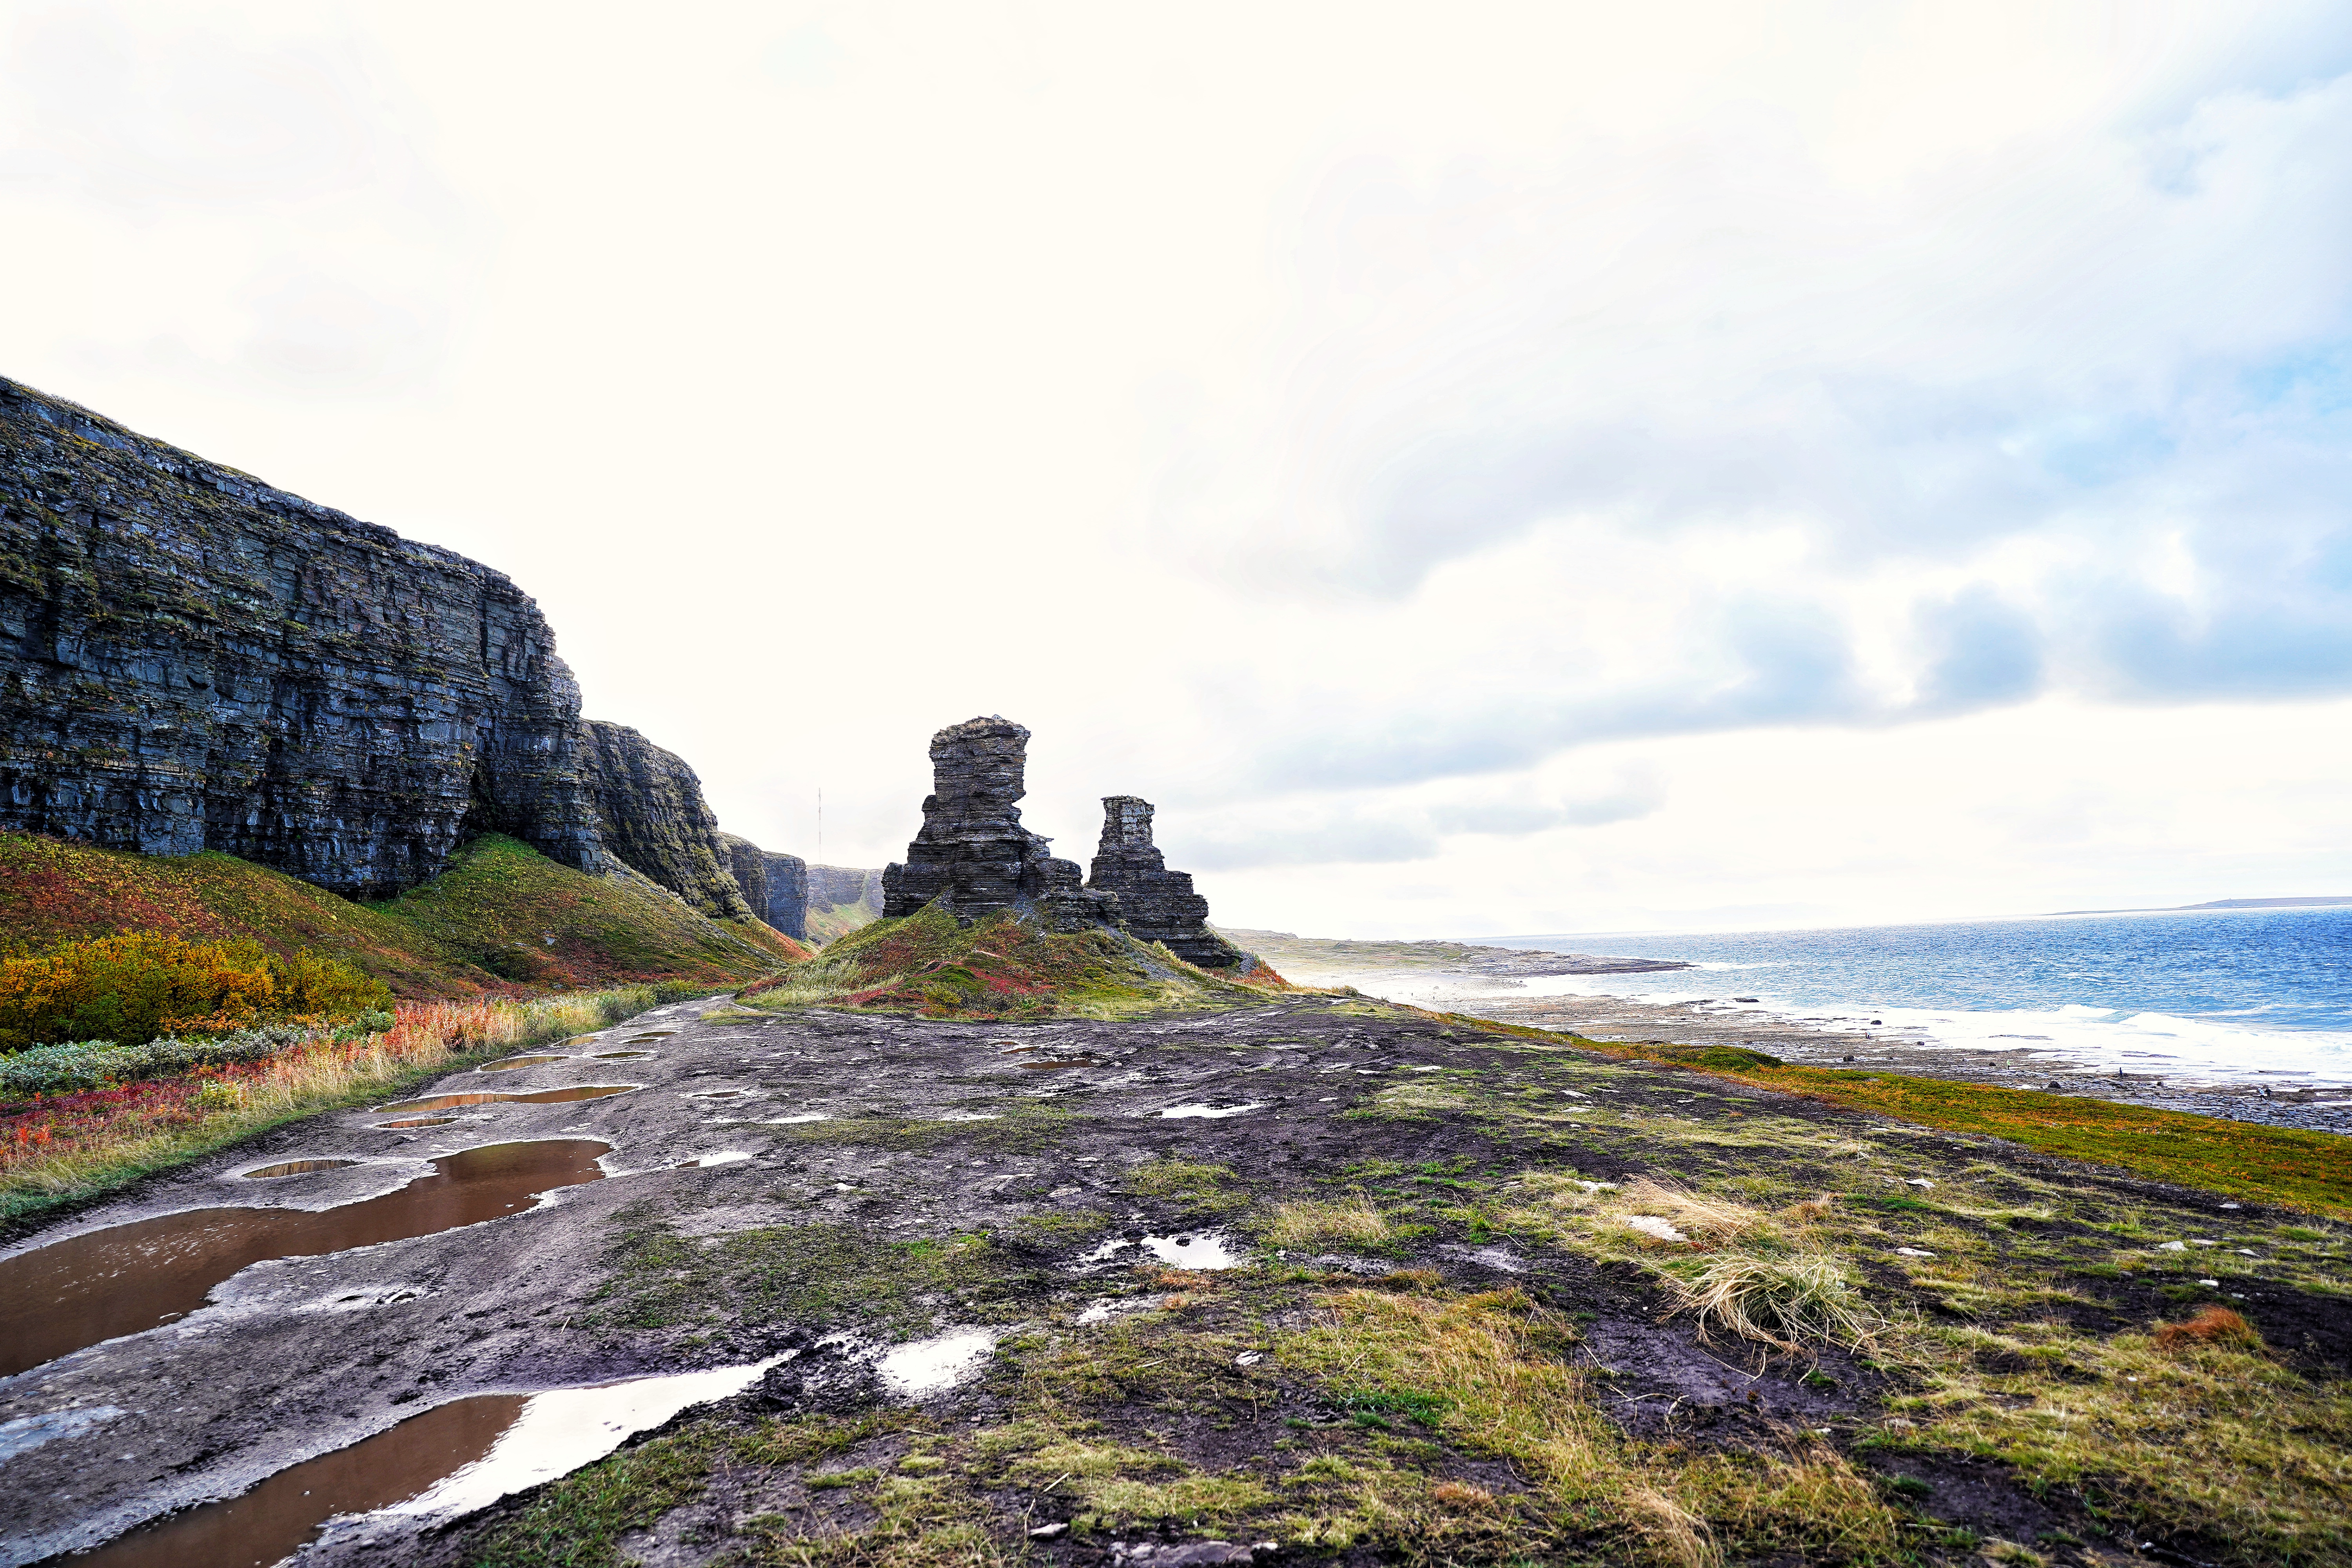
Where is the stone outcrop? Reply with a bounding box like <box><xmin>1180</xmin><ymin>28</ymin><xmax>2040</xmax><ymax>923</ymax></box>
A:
<box><xmin>1085</xmin><ymin>796</ymin><xmax>1245</xmax><ymax>967</ymax></box>
<box><xmin>760</xmin><ymin>850</ymin><xmax>808</xmax><ymax>939</ymax></box>
<box><xmin>881</xmin><ymin>716</ymin><xmax>1114</xmax><ymax>931</ymax></box>
<box><xmin>0</xmin><ymin>377</ymin><xmax>604</xmax><ymax>897</ymax></box>
<box><xmin>581</xmin><ymin>721</ymin><xmax>753</xmax><ymax>920</ymax></box>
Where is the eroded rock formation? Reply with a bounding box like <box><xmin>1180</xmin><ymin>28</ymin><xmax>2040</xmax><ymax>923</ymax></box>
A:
<box><xmin>582</xmin><ymin>722</ymin><xmax>753</xmax><ymax>920</ymax></box>
<box><xmin>0</xmin><ymin>377</ymin><xmax>603</xmax><ymax>897</ymax></box>
<box><xmin>1086</xmin><ymin>796</ymin><xmax>1245</xmax><ymax>967</ymax></box>
<box><xmin>881</xmin><ymin>715</ymin><xmax>1113</xmax><ymax>930</ymax></box>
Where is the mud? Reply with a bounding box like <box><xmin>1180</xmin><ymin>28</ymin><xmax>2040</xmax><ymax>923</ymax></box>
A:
<box><xmin>476</xmin><ymin>1055</ymin><xmax>570</xmax><ymax>1073</ymax></box>
<box><xmin>0</xmin><ymin>1141</ymin><xmax>607</xmax><ymax>1378</ymax></box>
<box><xmin>1</xmin><ymin>995</ymin><xmax>2328</xmax><ymax>1568</ymax></box>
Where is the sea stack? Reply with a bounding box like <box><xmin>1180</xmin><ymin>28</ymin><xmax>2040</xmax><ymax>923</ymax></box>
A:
<box><xmin>1085</xmin><ymin>796</ymin><xmax>1245</xmax><ymax>968</ymax></box>
<box><xmin>880</xmin><ymin>715</ymin><xmax>1114</xmax><ymax>931</ymax></box>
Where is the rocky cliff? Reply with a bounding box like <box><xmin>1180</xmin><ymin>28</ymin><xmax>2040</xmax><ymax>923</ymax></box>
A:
<box><xmin>881</xmin><ymin>716</ymin><xmax>1113</xmax><ymax>931</ymax></box>
<box><xmin>760</xmin><ymin>850</ymin><xmax>808</xmax><ymax>939</ymax></box>
<box><xmin>1086</xmin><ymin>795</ymin><xmax>1244</xmax><ymax>968</ymax></box>
<box><xmin>809</xmin><ymin>864</ymin><xmax>883</xmax><ymax>913</ymax></box>
<box><xmin>0</xmin><ymin>377</ymin><xmax>604</xmax><ymax>898</ymax></box>
<box><xmin>581</xmin><ymin>721</ymin><xmax>753</xmax><ymax>920</ymax></box>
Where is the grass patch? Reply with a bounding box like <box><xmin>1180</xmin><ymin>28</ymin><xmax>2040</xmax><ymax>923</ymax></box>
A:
<box><xmin>595</xmin><ymin>1223</ymin><xmax>1044</xmax><ymax>1337</ymax></box>
<box><xmin>1122</xmin><ymin>1155</ymin><xmax>1247</xmax><ymax>1216</ymax></box>
<box><xmin>1262</xmin><ymin>1194</ymin><xmax>1393</xmax><ymax>1249</ymax></box>
<box><xmin>1</xmin><ymin>984</ymin><xmax>688</xmax><ymax>1226</ymax></box>
<box><xmin>1571</xmin><ymin>1038</ymin><xmax>2352</xmax><ymax>1219</ymax></box>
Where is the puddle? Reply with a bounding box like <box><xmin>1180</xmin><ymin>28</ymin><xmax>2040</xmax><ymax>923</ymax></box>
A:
<box><xmin>752</xmin><ymin>1112</ymin><xmax>831</xmax><ymax>1124</ymax></box>
<box><xmin>1621</xmin><ymin>1215</ymin><xmax>1690</xmax><ymax>1243</ymax></box>
<box><xmin>591</xmin><ymin>1051</ymin><xmax>656</xmax><ymax>1060</ymax></box>
<box><xmin>875</xmin><ymin>1330</ymin><xmax>995</xmax><ymax>1396</ymax></box>
<box><xmin>477</xmin><ymin>1054</ymin><xmax>569</xmax><ymax>1073</ymax></box>
<box><xmin>0</xmin><ymin>1140</ymin><xmax>608</xmax><ymax>1377</ymax></box>
<box><xmin>242</xmin><ymin>1159</ymin><xmax>363</xmax><ymax>1179</ymax></box>
<box><xmin>688</xmin><ymin>1089</ymin><xmax>752</xmax><ymax>1099</ymax></box>
<box><xmin>675</xmin><ymin>1151</ymin><xmax>754</xmax><ymax>1169</ymax></box>
<box><xmin>68</xmin><ymin>1353</ymin><xmax>785</xmax><ymax>1568</ymax></box>
<box><xmin>1158</xmin><ymin>1102</ymin><xmax>1263</xmax><ymax>1120</ymax></box>
<box><xmin>376</xmin><ymin>1116</ymin><xmax>461</xmax><ymax>1129</ymax></box>
<box><xmin>376</xmin><ymin>1085</ymin><xmax>636</xmax><ymax>1113</ymax></box>
<box><xmin>1142</xmin><ymin>1231</ymin><xmax>1244</xmax><ymax>1269</ymax></box>
<box><xmin>937</xmin><ymin>1111</ymin><xmax>1001</xmax><ymax>1122</ymax></box>
<box><xmin>627</xmin><ymin>1031</ymin><xmax>677</xmax><ymax>1041</ymax></box>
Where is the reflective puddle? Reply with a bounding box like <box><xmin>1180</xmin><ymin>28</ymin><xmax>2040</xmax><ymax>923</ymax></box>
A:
<box><xmin>376</xmin><ymin>1085</ymin><xmax>635</xmax><ymax>1113</ymax></box>
<box><xmin>1159</xmin><ymin>1102</ymin><xmax>1263</xmax><ymax>1119</ymax></box>
<box><xmin>591</xmin><ymin>1051</ymin><xmax>655</xmax><ymax>1060</ymax></box>
<box><xmin>477</xmin><ymin>1055</ymin><xmax>569</xmax><ymax>1073</ymax></box>
<box><xmin>69</xmin><ymin>1356</ymin><xmax>783</xmax><ymax>1568</ymax></box>
<box><xmin>876</xmin><ymin>1330</ymin><xmax>995</xmax><ymax>1395</ymax></box>
<box><xmin>70</xmin><ymin>1392</ymin><xmax>528</xmax><ymax>1568</ymax></box>
<box><xmin>0</xmin><ymin>1140</ymin><xmax>609</xmax><ymax>1377</ymax></box>
<box><xmin>242</xmin><ymin>1160</ymin><xmax>361</xmax><ymax>1180</ymax></box>
<box><xmin>375</xmin><ymin>1116</ymin><xmax>460</xmax><ymax>1130</ymax></box>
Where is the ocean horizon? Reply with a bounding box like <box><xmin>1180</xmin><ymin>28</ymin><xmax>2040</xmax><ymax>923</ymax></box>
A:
<box><xmin>1475</xmin><ymin>904</ymin><xmax>2352</xmax><ymax>1087</ymax></box>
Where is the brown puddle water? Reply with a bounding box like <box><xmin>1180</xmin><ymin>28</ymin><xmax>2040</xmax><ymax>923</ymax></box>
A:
<box><xmin>241</xmin><ymin>1160</ymin><xmax>361</xmax><ymax>1180</ymax></box>
<box><xmin>0</xmin><ymin>1140</ymin><xmax>608</xmax><ymax>1378</ymax></box>
<box><xmin>591</xmin><ymin>1051</ymin><xmax>655</xmax><ymax>1060</ymax></box>
<box><xmin>375</xmin><ymin>1084</ymin><xmax>635</xmax><ymax>1114</ymax></box>
<box><xmin>69</xmin><ymin>1392</ymin><xmax>529</xmax><ymax>1568</ymax></box>
<box><xmin>477</xmin><ymin>1054</ymin><xmax>569</xmax><ymax>1073</ymax></box>
<box><xmin>374</xmin><ymin>1116</ymin><xmax>459</xmax><ymax>1129</ymax></box>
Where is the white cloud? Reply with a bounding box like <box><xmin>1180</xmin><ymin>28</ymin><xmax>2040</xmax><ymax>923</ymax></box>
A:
<box><xmin>5</xmin><ymin>1</ymin><xmax>2350</xmax><ymax>935</ymax></box>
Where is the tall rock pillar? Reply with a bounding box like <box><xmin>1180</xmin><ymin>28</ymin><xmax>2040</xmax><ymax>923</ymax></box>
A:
<box><xmin>1085</xmin><ymin>796</ymin><xmax>1244</xmax><ymax>967</ymax></box>
<box><xmin>880</xmin><ymin>715</ymin><xmax>1112</xmax><ymax>931</ymax></box>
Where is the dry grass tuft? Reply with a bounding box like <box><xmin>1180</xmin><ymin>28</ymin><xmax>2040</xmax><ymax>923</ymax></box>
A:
<box><xmin>1617</xmin><ymin>1178</ymin><xmax>1770</xmax><ymax>1243</ymax></box>
<box><xmin>1263</xmin><ymin>1193</ymin><xmax>1393</xmax><ymax>1249</ymax></box>
<box><xmin>1373</xmin><ymin>1267</ymin><xmax>1445</xmax><ymax>1292</ymax></box>
<box><xmin>1428</xmin><ymin>1480</ymin><xmax>1495</xmax><ymax>1509</ymax></box>
<box><xmin>2153</xmin><ymin>1305</ymin><xmax>2265</xmax><ymax>1355</ymax></box>
<box><xmin>1667</xmin><ymin>1251</ymin><xmax>1876</xmax><ymax>1352</ymax></box>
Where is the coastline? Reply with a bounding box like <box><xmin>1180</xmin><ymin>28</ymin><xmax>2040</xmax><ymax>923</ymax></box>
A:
<box><xmin>1231</xmin><ymin>929</ymin><xmax>2352</xmax><ymax>1136</ymax></box>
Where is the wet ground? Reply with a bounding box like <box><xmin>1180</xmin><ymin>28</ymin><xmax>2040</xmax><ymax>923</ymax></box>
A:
<box><xmin>0</xmin><ymin>995</ymin><xmax>2338</xmax><ymax>1566</ymax></box>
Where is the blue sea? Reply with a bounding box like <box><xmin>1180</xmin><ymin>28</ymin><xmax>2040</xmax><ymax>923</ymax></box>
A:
<box><xmin>1486</xmin><ymin>905</ymin><xmax>2352</xmax><ymax>1086</ymax></box>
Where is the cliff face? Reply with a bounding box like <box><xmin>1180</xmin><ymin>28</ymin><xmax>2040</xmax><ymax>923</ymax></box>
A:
<box><xmin>581</xmin><ymin>721</ymin><xmax>752</xmax><ymax>920</ymax></box>
<box><xmin>1086</xmin><ymin>796</ymin><xmax>1244</xmax><ymax>968</ymax></box>
<box><xmin>881</xmin><ymin>715</ymin><xmax>1112</xmax><ymax>931</ymax></box>
<box><xmin>760</xmin><ymin>850</ymin><xmax>808</xmax><ymax>939</ymax></box>
<box><xmin>0</xmin><ymin>378</ymin><xmax>603</xmax><ymax>898</ymax></box>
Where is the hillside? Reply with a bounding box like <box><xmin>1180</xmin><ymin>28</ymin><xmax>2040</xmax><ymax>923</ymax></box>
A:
<box><xmin>0</xmin><ymin>830</ymin><xmax>787</xmax><ymax>997</ymax></box>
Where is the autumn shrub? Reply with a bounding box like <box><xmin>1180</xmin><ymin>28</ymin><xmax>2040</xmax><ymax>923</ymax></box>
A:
<box><xmin>0</xmin><ymin>933</ymin><xmax>392</xmax><ymax>1051</ymax></box>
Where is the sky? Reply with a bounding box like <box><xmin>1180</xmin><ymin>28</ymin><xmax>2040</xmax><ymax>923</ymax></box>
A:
<box><xmin>5</xmin><ymin>1</ymin><xmax>2351</xmax><ymax>939</ymax></box>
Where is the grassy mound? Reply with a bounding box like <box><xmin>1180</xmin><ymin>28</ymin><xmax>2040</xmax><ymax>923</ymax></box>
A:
<box><xmin>0</xmin><ymin>831</ymin><xmax>785</xmax><ymax>999</ymax></box>
<box><xmin>740</xmin><ymin>902</ymin><xmax>1289</xmax><ymax>1020</ymax></box>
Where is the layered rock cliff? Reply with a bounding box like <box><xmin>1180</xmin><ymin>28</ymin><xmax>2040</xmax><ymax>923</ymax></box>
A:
<box><xmin>0</xmin><ymin>377</ymin><xmax>603</xmax><ymax>897</ymax></box>
<box><xmin>1086</xmin><ymin>796</ymin><xmax>1245</xmax><ymax>968</ymax></box>
<box><xmin>581</xmin><ymin>721</ymin><xmax>753</xmax><ymax>920</ymax></box>
<box><xmin>881</xmin><ymin>716</ymin><xmax>1113</xmax><ymax>931</ymax></box>
<box><xmin>760</xmin><ymin>850</ymin><xmax>808</xmax><ymax>939</ymax></box>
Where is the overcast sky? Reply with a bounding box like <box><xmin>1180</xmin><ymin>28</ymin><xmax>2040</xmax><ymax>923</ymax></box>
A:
<box><xmin>7</xmin><ymin>2</ymin><xmax>2351</xmax><ymax>938</ymax></box>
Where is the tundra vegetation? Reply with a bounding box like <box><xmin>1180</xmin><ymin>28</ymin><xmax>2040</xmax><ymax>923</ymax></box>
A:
<box><xmin>434</xmin><ymin>911</ymin><xmax>2348</xmax><ymax>1568</ymax></box>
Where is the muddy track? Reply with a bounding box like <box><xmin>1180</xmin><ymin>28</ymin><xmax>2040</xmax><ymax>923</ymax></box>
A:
<box><xmin>2</xmin><ymin>995</ymin><xmax>2334</xmax><ymax>1566</ymax></box>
